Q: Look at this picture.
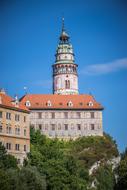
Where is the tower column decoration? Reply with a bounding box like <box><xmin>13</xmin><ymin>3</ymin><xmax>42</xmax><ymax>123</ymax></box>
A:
<box><xmin>52</xmin><ymin>18</ymin><xmax>79</xmax><ymax>95</ymax></box>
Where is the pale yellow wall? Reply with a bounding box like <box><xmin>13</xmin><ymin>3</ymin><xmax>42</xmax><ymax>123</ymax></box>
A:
<box><xmin>0</xmin><ymin>107</ymin><xmax>30</xmax><ymax>164</ymax></box>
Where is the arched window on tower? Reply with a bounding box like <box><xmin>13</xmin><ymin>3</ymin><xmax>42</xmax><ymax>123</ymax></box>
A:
<box><xmin>65</xmin><ymin>80</ymin><xmax>70</xmax><ymax>89</ymax></box>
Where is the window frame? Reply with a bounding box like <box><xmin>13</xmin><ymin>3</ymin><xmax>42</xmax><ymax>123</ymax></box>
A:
<box><xmin>91</xmin><ymin>124</ymin><xmax>95</xmax><ymax>130</ymax></box>
<box><xmin>0</xmin><ymin>111</ymin><xmax>2</xmax><ymax>118</ymax></box>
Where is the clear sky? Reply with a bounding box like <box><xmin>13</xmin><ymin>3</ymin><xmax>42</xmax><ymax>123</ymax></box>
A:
<box><xmin>0</xmin><ymin>0</ymin><xmax>127</xmax><ymax>152</ymax></box>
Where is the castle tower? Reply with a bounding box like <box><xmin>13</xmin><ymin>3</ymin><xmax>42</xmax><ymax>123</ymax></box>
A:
<box><xmin>52</xmin><ymin>18</ymin><xmax>79</xmax><ymax>95</ymax></box>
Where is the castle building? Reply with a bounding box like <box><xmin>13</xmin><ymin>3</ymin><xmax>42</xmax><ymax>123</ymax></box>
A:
<box><xmin>0</xmin><ymin>89</ymin><xmax>30</xmax><ymax>164</ymax></box>
<box><xmin>20</xmin><ymin>19</ymin><xmax>104</xmax><ymax>139</ymax></box>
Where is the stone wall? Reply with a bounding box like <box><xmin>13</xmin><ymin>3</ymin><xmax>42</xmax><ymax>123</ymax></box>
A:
<box><xmin>30</xmin><ymin>110</ymin><xmax>103</xmax><ymax>139</ymax></box>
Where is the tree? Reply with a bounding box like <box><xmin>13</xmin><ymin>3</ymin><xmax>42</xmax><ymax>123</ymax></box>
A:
<box><xmin>27</xmin><ymin>130</ymin><xmax>89</xmax><ymax>189</ymax></box>
<box><xmin>95</xmin><ymin>164</ymin><xmax>115</xmax><ymax>190</ymax></box>
<box><xmin>0</xmin><ymin>142</ymin><xmax>17</xmax><ymax>169</ymax></box>
<box><xmin>115</xmin><ymin>148</ymin><xmax>127</xmax><ymax>190</ymax></box>
<box><xmin>4</xmin><ymin>166</ymin><xmax>46</xmax><ymax>190</ymax></box>
<box><xmin>26</xmin><ymin>130</ymin><xmax>119</xmax><ymax>190</ymax></box>
<box><xmin>0</xmin><ymin>169</ymin><xmax>10</xmax><ymax>190</ymax></box>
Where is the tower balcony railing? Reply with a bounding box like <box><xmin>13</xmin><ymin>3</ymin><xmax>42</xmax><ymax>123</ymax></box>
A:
<box><xmin>55</xmin><ymin>60</ymin><xmax>75</xmax><ymax>64</ymax></box>
<box><xmin>53</xmin><ymin>70</ymin><xmax>77</xmax><ymax>75</ymax></box>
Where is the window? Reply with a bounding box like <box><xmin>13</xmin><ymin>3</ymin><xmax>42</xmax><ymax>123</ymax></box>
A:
<box><xmin>6</xmin><ymin>143</ymin><xmax>11</xmax><ymax>150</ymax></box>
<box><xmin>6</xmin><ymin>126</ymin><xmax>12</xmax><ymax>134</ymax></box>
<box><xmin>6</xmin><ymin>112</ymin><xmax>11</xmax><ymax>120</ymax></box>
<box><xmin>51</xmin><ymin>124</ymin><xmax>55</xmax><ymax>130</ymax></box>
<box><xmin>24</xmin><ymin>116</ymin><xmax>26</xmax><ymax>122</ymax></box>
<box><xmin>77</xmin><ymin>124</ymin><xmax>81</xmax><ymax>130</ymax></box>
<box><xmin>24</xmin><ymin>129</ymin><xmax>26</xmax><ymax>136</ymax></box>
<box><xmin>46</xmin><ymin>100</ymin><xmax>52</xmax><ymax>107</ymax></box>
<box><xmin>64</xmin><ymin>124</ymin><xmax>68</xmax><ymax>130</ymax></box>
<box><xmin>88</xmin><ymin>101</ymin><xmax>93</xmax><ymax>107</ymax></box>
<box><xmin>25</xmin><ymin>100</ymin><xmax>31</xmax><ymax>107</ymax></box>
<box><xmin>45</xmin><ymin>112</ymin><xmax>48</xmax><ymax>118</ymax></box>
<box><xmin>91</xmin><ymin>124</ymin><xmax>95</xmax><ymax>130</ymax></box>
<box><xmin>38</xmin><ymin>112</ymin><xmax>42</xmax><ymax>119</ymax></box>
<box><xmin>76</xmin><ymin>112</ymin><xmax>81</xmax><ymax>118</ymax></box>
<box><xmin>51</xmin><ymin>112</ymin><xmax>55</xmax><ymax>119</ymax></box>
<box><xmin>58</xmin><ymin>124</ymin><xmax>61</xmax><ymax>130</ymax></box>
<box><xmin>15</xmin><ymin>128</ymin><xmax>20</xmax><ymax>135</ymax></box>
<box><xmin>84</xmin><ymin>124</ymin><xmax>87</xmax><ymax>130</ymax></box>
<box><xmin>15</xmin><ymin>114</ymin><xmax>20</xmax><ymax>121</ymax></box>
<box><xmin>24</xmin><ymin>145</ymin><xmax>26</xmax><ymax>151</ymax></box>
<box><xmin>64</xmin><ymin>112</ymin><xmax>68</xmax><ymax>119</ymax></box>
<box><xmin>0</xmin><ymin>111</ymin><xmax>2</xmax><ymax>118</ymax></box>
<box><xmin>38</xmin><ymin>124</ymin><xmax>42</xmax><ymax>130</ymax></box>
<box><xmin>71</xmin><ymin>124</ymin><xmax>74</xmax><ymax>130</ymax></box>
<box><xmin>67</xmin><ymin>101</ymin><xmax>73</xmax><ymax>107</ymax></box>
<box><xmin>0</xmin><ymin>125</ymin><xmax>2</xmax><ymax>133</ymax></box>
<box><xmin>90</xmin><ymin>112</ymin><xmax>95</xmax><ymax>118</ymax></box>
<box><xmin>45</xmin><ymin>124</ymin><xmax>48</xmax><ymax>130</ymax></box>
<box><xmin>65</xmin><ymin>80</ymin><xmax>70</xmax><ymax>89</ymax></box>
<box><xmin>15</xmin><ymin>144</ymin><xmax>20</xmax><ymax>151</ymax></box>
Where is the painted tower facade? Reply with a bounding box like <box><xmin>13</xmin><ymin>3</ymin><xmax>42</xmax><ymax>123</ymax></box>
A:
<box><xmin>52</xmin><ymin>18</ymin><xmax>78</xmax><ymax>95</ymax></box>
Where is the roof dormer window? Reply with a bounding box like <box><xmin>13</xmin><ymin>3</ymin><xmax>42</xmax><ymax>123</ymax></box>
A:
<box><xmin>25</xmin><ymin>100</ymin><xmax>31</xmax><ymax>107</ymax></box>
<box><xmin>67</xmin><ymin>101</ymin><xmax>73</xmax><ymax>107</ymax></box>
<box><xmin>79</xmin><ymin>102</ymin><xmax>83</xmax><ymax>106</ymax></box>
<box><xmin>88</xmin><ymin>101</ymin><xmax>93</xmax><ymax>107</ymax></box>
<box><xmin>46</xmin><ymin>100</ymin><xmax>52</xmax><ymax>107</ymax></box>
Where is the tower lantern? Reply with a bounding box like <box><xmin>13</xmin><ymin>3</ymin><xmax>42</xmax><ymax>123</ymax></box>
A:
<box><xmin>52</xmin><ymin>18</ymin><xmax>79</xmax><ymax>95</ymax></box>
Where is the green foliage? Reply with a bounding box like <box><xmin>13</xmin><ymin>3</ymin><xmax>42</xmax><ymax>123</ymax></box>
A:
<box><xmin>26</xmin><ymin>129</ymin><xmax>118</xmax><ymax>190</ymax></box>
<box><xmin>0</xmin><ymin>142</ymin><xmax>17</xmax><ymax>169</ymax></box>
<box><xmin>95</xmin><ymin>164</ymin><xmax>115</xmax><ymax>190</ymax></box>
<box><xmin>27</xmin><ymin>129</ymin><xmax>89</xmax><ymax>189</ymax></box>
<box><xmin>0</xmin><ymin>167</ymin><xmax>46</xmax><ymax>190</ymax></box>
<box><xmin>0</xmin><ymin>129</ymin><xmax>120</xmax><ymax>190</ymax></box>
<box><xmin>0</xmin><ymin>169</ymin><xmax>10</xmax><ymax>190</ymax></box>
<box><xmin>8</xmin><ymin>166</ymin><xmax>46</xmax><ymax>190</ymax></box>
<box><xmin>71</xmin><ymin>134</ymin><xmax>119</xmax><ymax>168</ymax></box>
<box><xmin>0</xmin><ymin>142</ymin><xmax>46</xmax><ymax>190</ymax></box>
<box><xmin>115</xmin><ymin>147</ymin><xmax>127</xmax><ymax>190</ymax></box>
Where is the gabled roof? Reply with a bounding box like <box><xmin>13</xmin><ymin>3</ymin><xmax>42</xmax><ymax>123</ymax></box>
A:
<box><xmin>20</xmin><ymin>94</ymin><xmax>103</xmax><ymax>110</ymax></box>
<box><xmin>0</xmin><ymin>93</ymin><xmax>29</xmax><ymax>112</ymax></box>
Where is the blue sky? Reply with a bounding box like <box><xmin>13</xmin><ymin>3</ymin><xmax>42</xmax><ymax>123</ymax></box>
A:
<box><xmin>0</xmin><ymin>0</ymin><xmax>127</xmax><ymax>152</ymax></box>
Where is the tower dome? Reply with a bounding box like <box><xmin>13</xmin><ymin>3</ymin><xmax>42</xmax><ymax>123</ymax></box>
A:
<box><xmin>59</xmin><ymin>18</ymin><xmax>70</xmax><ymax>42</ymax></box>
<box><xmin>52</xmin><ymin>18</ymin><xmax>79</xmax><ymax>95</ymax></box>
<box><xmin>60</xmin><ymin>30</ymin><xmax>69</xmax><ymax>42</ymax></box>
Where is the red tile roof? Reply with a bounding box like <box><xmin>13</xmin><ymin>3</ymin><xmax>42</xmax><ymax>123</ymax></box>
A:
<box><xmin>0</xmin><ymin>93</ymin><xmax>29</xmax><ymax>112</ymax></box>
<box><xmin>20</xmin><ymin>94</ymin><xmax>103</xmax><ymax>110</ymax></box>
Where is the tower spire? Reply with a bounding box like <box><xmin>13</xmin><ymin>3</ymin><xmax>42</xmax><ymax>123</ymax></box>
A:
<box><xmin>62</xmin><ymin>17</ymin><xmax>65</xmax><ymax>32</ymax></box>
